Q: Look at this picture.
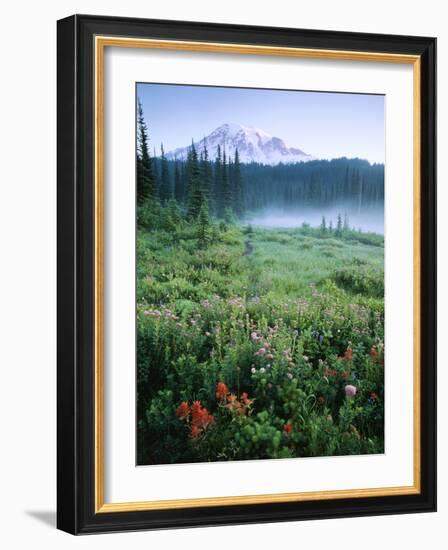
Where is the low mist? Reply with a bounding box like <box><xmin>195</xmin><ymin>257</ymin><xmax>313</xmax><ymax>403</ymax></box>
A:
<box><xmin>247</xmin><ymin>203</ymin><xmax>384</xmax><ymax>235</ymax></box>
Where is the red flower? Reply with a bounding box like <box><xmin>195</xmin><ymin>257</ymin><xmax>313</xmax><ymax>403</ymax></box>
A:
<box><xmin>191</xmin><ymin>400</ymin><xmax>214</xmax><ymax>429</ymax></box>
<box><xmin>370</xmin><ymin>346</ymin><xmax>379</xmax><ymax>362</ymax></box>
<box><xmin>343</xmin><ymin>347</ymin><xmax>353</xmax><ymax>361</ymax></box>
<box><xmin>216</xmin><ymin>382</ymin><xmax>229</xmax><ymax>401</ymax></box>
<box><xmin>175</xmin><ymin>401</ymin><xmax>190</xmax><ymax>420</ymax></box>
<box><xmin>370</xmin><ymin>392</ymin><xmax>378</xmax><ymax>401</ymax></box>
<box><xmin>283</xmin><ymin>423</ymin><xmax>293</xmax><ymax>434</ymax></box>
<box><xmin>317</xmin><ymin>396</ymin><xmax>326</xmax><ymax>405</ymax></box>
<box><xmin>190</xmin><ymin>425</ymin><xmax>202</xmax><ymax>440</ymax></box>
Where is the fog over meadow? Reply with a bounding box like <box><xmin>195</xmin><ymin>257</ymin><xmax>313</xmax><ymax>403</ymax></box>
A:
<box><xmin>248</xmin><ymin>201</ymin><xmax>384</xmax><ymax>235</ymax></box>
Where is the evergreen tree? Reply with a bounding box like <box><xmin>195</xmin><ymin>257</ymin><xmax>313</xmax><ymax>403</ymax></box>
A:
<box><xmin>214</xmin><ymin>144</ymin><xmax>223</xmax><ymax>216</ymax></box>
<box><xmin>329</xmin><ymin>220</ymin><xmax>333</xmax><ymax>233</ymax></box>
<box><xmin>197</xmin><ymin>203</ymin><xmax>211</xmax><ymax>248</ymax></box>
<box><xmin>200</xmin><ymin>139</ymin><xmax>213</xmax><ymax>213</ymax></box>
<box><xmin>233</xmin><ymin>148</ymin><xmax>243</xmax><ymax>217</ymax></box>
<box><xmin>336</xmin><ymin>213</ymin><xmax>343</xmax><ymax>236</ymax></box>
<box><xmin>160</xmin><ymin>143</ymin><xmax>171</xmax><ymax>201</ymax></box>
<box><xmin>222</xmin><ymin>147</ymin><xmax>232</xmax><ymax>212</ymax></box>
<box><xmin>136</xmin><ymin>97</ymin><xmax>155</xmax><ymax>203</ymax></box>
<box><xmin>187</xmin><ymin>141</ymin><xmax>203</xmax><ymax>219</ymax></box>
<box><xmin>320</xmin><ymin>215</ymin><xmax>327</xmax><ymax>234</ymax></box>
<box><xmin>173</xmin><ymin>159</ymin><xmax>182</xmax><ymax>203</ymax></box>
<box><xmin>343</xmin><ymin>213</ymin><xmax>350</xmax><ymax>232</ymax></box>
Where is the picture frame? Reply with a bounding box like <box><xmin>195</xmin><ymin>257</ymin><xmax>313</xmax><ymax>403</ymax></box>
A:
<box><xmin>57</xmin><ymin>14</ymin><xmax>436</xmax><ymax>534</ymax></box>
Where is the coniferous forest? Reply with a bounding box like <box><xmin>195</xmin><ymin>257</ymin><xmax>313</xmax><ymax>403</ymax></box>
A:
<box><xmin>136</xmin><ymin>97</ymin><xmax>385</xmax><ymax>465</ymax></box>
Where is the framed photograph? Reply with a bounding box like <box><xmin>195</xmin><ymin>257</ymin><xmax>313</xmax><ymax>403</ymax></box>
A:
<box><xmin>57</xmin><ymin>14</ymin><xmax>436</xmax><ymax>534</ymax></box>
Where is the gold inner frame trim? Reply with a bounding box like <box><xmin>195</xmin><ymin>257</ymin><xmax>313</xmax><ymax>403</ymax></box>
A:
<box><xmin>94</xmin><ymin>35</ymin><xmax>422</xmax><ymax>513</ymax></box>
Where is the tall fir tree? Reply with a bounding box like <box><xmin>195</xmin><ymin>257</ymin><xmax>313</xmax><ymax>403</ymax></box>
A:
<box><xmin>187</xmin><ymin>141</ymin><xmax>203</xmax><ymax>219</ymax></box>
<box><xmin>136</xmin><ymin>97</ymin><xmax>156</xmax><ymax>203</ymax></box>
<box><xmin>200</xmin><ymin>139</ymin><xmax>213</xmax><ymax>213</ymax></box>
<box><xmin>160</xmin><ymin>143</ymin><xmax>171</xmax><ymax>202</ymax></box>
<box><xmin>222</xmin><ymin>147</ymin><xmax>232</xmax><ymax>213</ymax></box>
<box><xmin>214</xmin><ymin>144</ymin><xmax>223</xmax><ymax>217</ymax></box>
<box><xmin>232</xmin><ymin>148</ymin><xmax>243</xmax><ymax>217</ymax></box>
<box><xmin>197</xmin><ymin>203</ymin><xmax>211</xmax><ymax>248</ymax></box>
<box><xmin>320</xmin><ymin>215</ymin><xmax>327</xmax><ymax>234</ymax></box>
<box><xmin>336</xmin><ymin>213</ymin><xmax>343</xmax><ymax>236</ymax></box>
<box><xmin>173</xmin><ymin>159</ymin><xmax>182</xmax><ymax>203</ymax></box>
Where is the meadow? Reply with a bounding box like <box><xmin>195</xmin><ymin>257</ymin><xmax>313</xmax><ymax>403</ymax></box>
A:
<box><xmin>136</xmin><ymin>201</ymin><xmax>384</xmax><ymax>464</ymax></box>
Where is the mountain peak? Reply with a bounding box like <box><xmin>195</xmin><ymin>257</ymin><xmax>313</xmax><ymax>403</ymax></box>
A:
<box><xmin>166</xmin><ymin>123</ymin><xmax>315</xmax><ymax>165</ymax></box>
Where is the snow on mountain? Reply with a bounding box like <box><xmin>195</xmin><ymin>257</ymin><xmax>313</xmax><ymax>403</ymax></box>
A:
<box><xmin>165</xmin><ymin>123</ymin><xmax>315</xmax><ymax>165</ymax></box>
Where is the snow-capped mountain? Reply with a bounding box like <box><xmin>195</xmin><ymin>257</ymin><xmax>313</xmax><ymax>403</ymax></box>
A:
<box><xmin>165</xmin><ymin>123</ymin><xmax>315</xmax><ymax>165</ymax></box>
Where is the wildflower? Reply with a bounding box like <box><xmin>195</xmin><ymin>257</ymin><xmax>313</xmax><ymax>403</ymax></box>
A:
<box><xmin>190</xmin><ymin>425</ymin><xmax>202</xmax><ymax>439</ymax></box>
<box><xmin>176</xmin><ymin>401</ymin><xmax>190</xmax><ymax>420</ymax></box>
<box><xmin>205</xmin><ymin>331</ymin><xmax>211</xmax><ymax>337</ymax></box>
<box><xmin>317</xmin><ymin>396</ymin><xmax>325</xmax><ymax>405</ymax></box>
<box><xmin>343</xmin><ymin>347</ymin><xmax>353</xmax><ymax>361</ymax></box>
<box><xmin>191</xmin><ymin>400</ymin><xmax>214</xmax><ymax>429</ymax></box>
<box><xmin>287</xmin><ymin>372</ymin><xmax>293</xmax><ymax>380</ymax></box>
<box><xmin>267</xmin><ymin>353</ymin><xmax>274</xmax><ymax>360</ymax></box>
<box><xmin>370</xmin><ymin>346</ymin><xmax>379</xmax><ymax>361</ymax></box>
<box><xmin>259</xmin><ymin>367</ymin><xmax>265</xmax><ymax>373</ymax></box>
<box><xmin>251</xmin><ymin>367</ymin><xmax>256</xmax><ymax>374</ymax></box>
<box><xmin>345</xmin><ymin>385</ymin><xmax>357</xmax><ymax>397</ymax></box>
<box><xmin>240</xmin><ymin>392</ymin><xmax>251</xmax><ymax>404</ymax></box>
<box><xmin>251</xmin><ymin>331</ymin><xmax>261</xmax><ymax>342</ymax></box>
<box><xmin>216</xmin><ymin>382</ymin><xmax>229</xmax><ymax>401</ymax></box>
<box><xmin>238</xmin><ymin>393</ymin><xmax>253</xmax><ymax>409</ymax></box>
<box><xmin>283</xmin><ymin>423</ymin><xmax>293</xmax><ymax>434</ymax></box>
<box><xmin>226</xmin><ymin>394</ymin><xmax>244</xmax><ymax>415</ymax></box>
<box><xmin>258</xmin><ymin>347</ymin><xmax>266</xmax><ymax>355</ymax></box>
<box><xmin>370</xmin><ymin>392</ymin><xmax>378</xmax><ymax>401</ymax></box>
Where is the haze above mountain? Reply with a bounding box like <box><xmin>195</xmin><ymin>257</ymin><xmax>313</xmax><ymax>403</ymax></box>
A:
<box><xmin>165</xmin><ymin>123</ymin><xmax>315</xmax><ymax>165</ymax></box>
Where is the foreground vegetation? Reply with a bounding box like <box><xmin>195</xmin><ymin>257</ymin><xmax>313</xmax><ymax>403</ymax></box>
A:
<box><xmin>137</xmin><ymin>201</ymin><xmax>384</xmax><ymax>464</ymax></box>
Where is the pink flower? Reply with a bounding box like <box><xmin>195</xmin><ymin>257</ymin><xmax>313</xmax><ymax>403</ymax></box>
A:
<box><xmin>258</xmin><ymin>347</ymin><xmax>266</xmax><ymax>355</ymax></box>
<box><xmin>345</xmin><ymin>385</ymin><xmax>357</xmax><ymax>397</ymax></box>
<box><xmin>205</xmin><ymin>331</ymin><xmax>211</xmax><ymax>337</ymax></box>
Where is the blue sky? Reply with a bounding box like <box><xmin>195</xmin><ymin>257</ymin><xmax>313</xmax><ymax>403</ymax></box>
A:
<box><xmin>137</xmin><ymin>83</ymin><xmax>385</xmax><ymax>164</ymax></box>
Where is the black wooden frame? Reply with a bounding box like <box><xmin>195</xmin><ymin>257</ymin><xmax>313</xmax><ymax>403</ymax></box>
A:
<box><xmin>57</xmin><ymin>14</ymin><xmax>436</xmax><ymax>535</ymax></box>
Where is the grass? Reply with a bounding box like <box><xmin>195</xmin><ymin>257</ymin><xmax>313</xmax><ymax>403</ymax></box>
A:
<box><xmin>136</xmin><ymin>204</ymin><xmax>385</xmax><ymax>465</ymax></box>
<box><xmin>247</xmin><ymin>227</ymin><xmax>383</xmax><ymax>299</ymax></box>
